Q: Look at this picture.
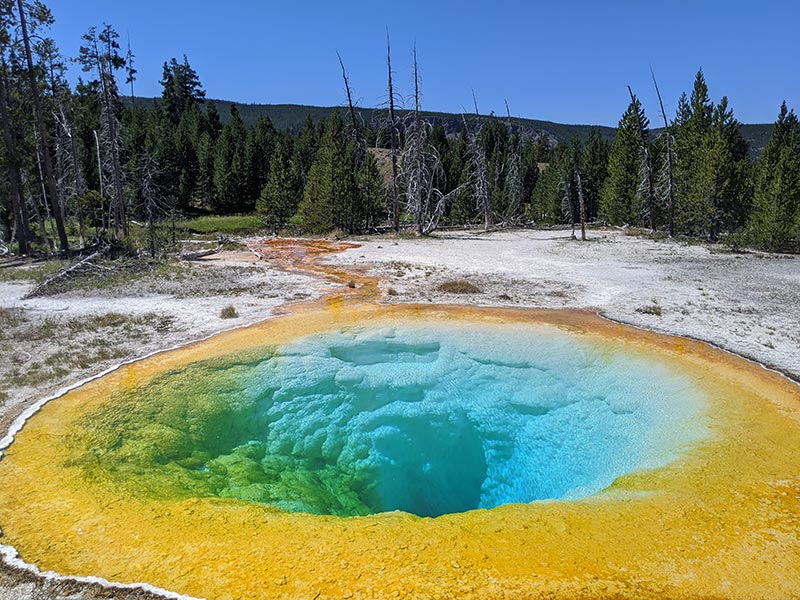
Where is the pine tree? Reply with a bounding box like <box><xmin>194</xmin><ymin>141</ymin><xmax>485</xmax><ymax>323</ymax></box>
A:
<box><xmin>160</xmin><ymin>55</ymin><xmax>205</xmax><ymax>125</ymax></box>
<box><xmin>673</xmin><ymin>70</ymin><xmax>714</xmax><ymax>236</ymax></box>
<box><xmin>581</xmin><ymin>129</ymin><xmax>609</xmax><ymax>221</ymax></box>
<box><xmin>297</xmin><ymin>114</ymin><xmax>354</xmax><ymax>233</ymax></box>
<box><xmin>244</xmin><ymin>116</ymin><xmax>277</xmax><ymax>208</ymax></box>
<box><xmin>529</xmin><ymin>149</ymin><xmax>564</xmax><ymax>224</ymax></box>
<box><xmin>257</xmin><ymin>134</ymin><xmax>299</xmax><ymax>232</ymax></box>
<box><xmin>701</xmin><ymin>97</ymin><xmax>750</xmax><ymax>239</ymax></box>
<box><xmin>356</xmin><ymin>150</ymin><xmax>387</xmax><ymax>231</ymax></box>
<box><xmin>743</xmin><ymin>102</ymin><xmax>800</xmax><ymax>251</ymax></box>
<box><xmin>673</xmin><ymin>71</ymin><xmax>750</xmax><ymax>239</ymax></box>
<box><xmin>600</xmin><ymin>95</ymin><xmax>647</xmax><ymax>225</ymax></box>
<box><xmin>213</xmin><ymin>104</ymin><xmax>247</xmax><ymax>212</ymax></box>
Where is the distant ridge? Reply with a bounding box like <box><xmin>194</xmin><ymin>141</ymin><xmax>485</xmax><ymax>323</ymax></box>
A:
<box><xmin>128</xmin><ymin>97</ymin><xmax>774</xmax><ymax>154</ymax></box>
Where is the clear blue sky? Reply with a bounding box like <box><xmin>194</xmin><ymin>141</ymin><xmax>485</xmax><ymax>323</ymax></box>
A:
<box><xmin>47</xmin><ymin>0</ymin><xmax>798</xmax><ymax>126</ymax></box>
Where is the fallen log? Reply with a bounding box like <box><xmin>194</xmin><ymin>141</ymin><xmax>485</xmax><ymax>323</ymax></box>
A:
<box><xmin>180</xmin><ymin>236</ymin><xmax>230</xmax><ymax>261</ymax></box>
<box><xmin>24</xmin><ymin>244</ymin><xmax>111</xmax><ymax>299</ymax></box>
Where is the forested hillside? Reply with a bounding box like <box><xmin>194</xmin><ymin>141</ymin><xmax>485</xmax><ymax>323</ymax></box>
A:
<box><xmin>126</xmin><ymin>96</ymin><xmax>774</xmax><ymax>153</ymax></box>
<box><xmin>1</xmin><ymin>0</ymin><xmax>797</xmax><ymax>259</ymax></box>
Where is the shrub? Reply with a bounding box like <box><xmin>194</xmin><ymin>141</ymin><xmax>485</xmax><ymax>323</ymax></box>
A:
<box><xmin>635</xmin><ymin>303</ymin><xmax>663</xmax><ymax>316</ymax></box>
<box><xmin>220</xmin><ymin>305</ymin><xmax>239</xmax><ymax>319</ymax></box>
<box><xmin>437</xmin><ymin>280</ymin><xmax>481</xmax><ymax>294</ymax></box>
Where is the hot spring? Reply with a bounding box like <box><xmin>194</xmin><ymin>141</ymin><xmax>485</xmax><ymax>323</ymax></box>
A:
<box><xmin>71</xmin><ymin>321</ymin><xmax>705</xmax><ymax>518</ymax></box>
<box><xmin>1</xmin><ymin>305</ymin><xmax>798</xmax><ymax>600</ymax></box>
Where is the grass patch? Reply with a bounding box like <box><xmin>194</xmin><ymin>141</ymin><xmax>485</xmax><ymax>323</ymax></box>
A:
<box><xmin>437</xmin><ymin>280</ymin><xmax>482</xmax><ymax>294</ymax></box>
<box><xmin>177</xmin><ymin>215</ymin><xmax>264</xmax><ymax>235</ymax></box>
<box><xmin>0</xmin><ymin>307</ymin><xmax>26</xmax><ymax>330</ymax></box>
<box><xmin>220</xmin><ymin>305</ymin><xmax>239</xmax><ymax>319</ymax></box>
<box><xmin>66</xmin><ymin>312</ymin><xmax>175</xmax><ymax>334</ymax></box>
<box><xmin>623</xmin><ymin>228</ymin><xmax>670</xmax><ymax>241</ymax></box>
<box><xmin>0</xmin><ymin>260</ymin><xmax>69</xmax><ymax>283</ymax></box>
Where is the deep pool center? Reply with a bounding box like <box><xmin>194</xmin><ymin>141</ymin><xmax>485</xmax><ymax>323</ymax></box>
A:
<box><xmin>71</xmin><ymin>320</ymin><xmax>708</xmax><ymax>518</ymax></box>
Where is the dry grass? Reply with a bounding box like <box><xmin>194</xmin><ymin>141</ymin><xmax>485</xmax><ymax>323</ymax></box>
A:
<box><xmin>437</xmin><ymin>279</ymin><xmax>482</xmax><ymax>294</ymax></box>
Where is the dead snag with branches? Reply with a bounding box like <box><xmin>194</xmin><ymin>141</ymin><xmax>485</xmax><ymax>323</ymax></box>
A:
<box><xmin>386</xmin><ymin>31</ymin><xmax>401</xmax><ymax>232</ymax></box>
<box><xmin>503</xmin><ymin>100</ymin><xmax>525</xmax><ymax>224</ymax></box>
<box><xmin>78</xmin><ymin>25</ymin><xmax>128</xmax><ymax>239</ymax></box>
<box><xmin>651</xmin><ymin>69</ymin><xmax>676</xmax><ymax>237</ymax></box>
<box><xmin>462</xmin><ymin>95</ymin><xmax>492</xmax><ymax>231</ymax></box>
<box><xmin>398</xmin><ymin>47</ymin><xmax>456</xmax><ymax>235</ymax></box>
<box><xmin>628</xmin><ymin>86</ymin><xmax>656</xmax><ymax>232</ymax></box>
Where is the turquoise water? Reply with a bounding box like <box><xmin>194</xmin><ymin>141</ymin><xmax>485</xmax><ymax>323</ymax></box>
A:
<box><xmin>76</xmin><ymin>322</ymin><xmax>707</xmax><ymax>518</ymax></box>
<box><xmin>235</xmin><ymin>323</ymin><xmax>706</xmax><ymax>516</ymax></box>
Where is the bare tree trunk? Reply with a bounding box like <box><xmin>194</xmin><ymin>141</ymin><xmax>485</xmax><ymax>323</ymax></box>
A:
<box><xmin>93</xmin><ymin>33</ymin><xmax>126</xmax><ymax>238</ymax></box>
<box><xmin>337</xmin><ymin>52</ymin><xmax>360</xmax><ymax>142</ymax></box>
<box><xmin>651</xmin><ymin>69</ymin><xmax>675</xmax><ymax>237</ymax></box>
<box><xmin>16</xmin><ymin>0</ymin><xmax>69</xmax><ymax>252</ymax></box>
<box><xmin>0</xmin><ymin>64</ymin><xmax>32</xmax><ymax>255</ymax></box>
<box><xmin>33</xmin><ymin>141</ymin><xmax>57</xmax><ymax>251</ymax></box>
<box><xmin>386</xmin><ymin>31</ymin><xmax>400</xmax><ymax>232</ymax></box>
<box><xmin>93</xmin><ymin>129</ymin><xmax>107</xmax><ymax>233</ymax></box>
<box><xmin>471</xmin><ymin>93</ymin><xmax>491</xmax><ymax>231</ymax></box>
<box><xmin>412</xmin><ymin>47</ymin><xmax>426</xmax><ymax>234</ymax></box>
<box><xmin>65</xmin><ymin>111</ymin><xmax>87</xmax><ymax>245</ymax></box>
<box><xmin>576</xmin><ymin>166</ymin><xmax>586</xmax><ymax>241</ymax></box>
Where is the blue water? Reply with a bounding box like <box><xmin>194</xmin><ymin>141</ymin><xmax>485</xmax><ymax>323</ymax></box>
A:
<box><xmin>232</xmin><ymin>322</ymin><xmax>707</xmax><ymax>517</ymax></box>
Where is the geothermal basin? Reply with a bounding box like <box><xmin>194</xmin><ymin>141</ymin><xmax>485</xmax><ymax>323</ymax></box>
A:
<box><xmin>0</xmin><ymin>304</ymin><xmax>799</xmax><ymax>600</ymax></box>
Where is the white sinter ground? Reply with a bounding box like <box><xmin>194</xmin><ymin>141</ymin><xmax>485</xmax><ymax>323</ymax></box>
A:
<box><xmin>327</xmin><ymin>228</ymin><xmax>800</xmax><ymax>380</ymax></box>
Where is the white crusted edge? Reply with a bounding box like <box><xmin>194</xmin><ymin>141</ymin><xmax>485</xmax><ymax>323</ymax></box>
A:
<box><xmin>598</xmin><ymin>311</ymin><xmax>800</xmax><ymax>387</ymax></box>
<box><xmin>0</xmin><ymin>319</ymin><xmax>279</xmax><ymax>600</ymax></box>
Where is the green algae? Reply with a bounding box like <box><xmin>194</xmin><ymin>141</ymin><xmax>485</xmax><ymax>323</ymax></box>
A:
<box><xmin>65</xmin><ymin>344</ymin><xmax>374</xmax><ymax>515</ymax></box>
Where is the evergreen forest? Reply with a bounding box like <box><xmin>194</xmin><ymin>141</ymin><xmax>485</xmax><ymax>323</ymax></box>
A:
<box><xmin>1</xmin><ymin>1</ymin><xmax>798</xmax><ymax>258</ymax></box>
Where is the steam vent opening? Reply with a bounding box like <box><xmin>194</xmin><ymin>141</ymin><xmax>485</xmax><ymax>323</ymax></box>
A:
<box><xmin>72</xmin><ymin>322</ymin><xmax>706</xmax><ymax>518</ymax></box>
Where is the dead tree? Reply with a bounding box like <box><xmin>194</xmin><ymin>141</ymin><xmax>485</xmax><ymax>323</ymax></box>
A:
<box><xmin>180</xmin><ymin>236</ymin><xmax>228</xmax><ymax>261</ymax></box>
<box><xmin>575</xmin><ymin>165</ymin><xmax>586</xmax><ymax>241</ymax></box>
<box><xmin>628</xmin><ymin>86</ymin><xmax>656</xmax><ymax>231</ymax></box>
<box><xmin>386</xmin><ymin>31</ymin><xmax>400</xmax><ymax>232</ymax></box>
<box><xmin>560</xmin><ymin>168</ymin><xmax>576</xmax><ymax>239</ymax></box>
<box><xmin>15</xmin><ymin>0</ymin><xmax>69</xmax><ymax>251</ymax></box>
<box><xmin>137</xmin><ymin>153</ymin><xmax>171</xmax><ymax>257</ymax></box>
<box><xmin>79</xmin><ymin>25</ymin><xmax>127</xmax><ymax>238</ymax></box>
<box><xmin>503</xmin><ymin>100</ymin><xmax>524</xmax><ymax>224</ymax></box>
<box><xmin>337</xmin><ymin>52</ymin><xmax>367</xmax><ymax>174</ymax></box>
<box><xmin>398</xmin><ymin>48</ymin><xmax>456</xmax><ymax>235</ymax></box>
<box><xmin>54</xmin><ymin>104</ymin><xmax>87</xmax><ymax>245</ymax></box>
<box><xmin>462</xmin><ymin>95</ymin><xmax>492</xmax><ymax>231</ymax></box>
<box><xmin>337</xmin><ymin>52</ymin><xmax>362</xmax><ymax>154</ymax></box>
<box><xmin>651</xmin><ymin>68</ymin><xmax>675</xmax><ymax>237</ymax></box>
